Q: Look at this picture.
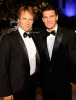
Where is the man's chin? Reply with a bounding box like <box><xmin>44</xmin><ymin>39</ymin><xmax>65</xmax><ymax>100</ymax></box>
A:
<box><xmin>47</xmin><ymin>27</ymin><xmax>52</xmax><ymax>30</ymax></box>
<box><xmin>24</xmin><ymin>28</ymin><xmax>30</xmax><ymax>32</ymax></box>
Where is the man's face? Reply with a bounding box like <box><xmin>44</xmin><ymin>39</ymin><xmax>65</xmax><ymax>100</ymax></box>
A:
<box><xmin>18</xmin><ymin>10</ymin><xmax>34</xmax><ymax>32</ymax></box>
<box><xmin>42</xmin><ymin>10</ymin><xmax>58</xmax><ymax>32</ymax></box>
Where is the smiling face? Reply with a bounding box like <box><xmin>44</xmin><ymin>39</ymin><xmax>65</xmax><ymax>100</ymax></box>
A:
<box><xmin>18</xmin><ymin>10</ymin><xmax>34</xmax><ymax>32</ymax></box>
<box><xmin>42</xmin><ymin>10</ymin><xmax>58</xmax><ymax>32</ymax></box>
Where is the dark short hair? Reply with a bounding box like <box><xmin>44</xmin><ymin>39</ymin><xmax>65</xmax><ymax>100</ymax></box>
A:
<box><xmin>17</xmin><ymin>5</ymin><xmax>35</xmax><ymax>19</ymax></box>
<box><xmin>42</xmin><ymin>4</ymin><xmax>58</xmax><ymax>15</ymax></box>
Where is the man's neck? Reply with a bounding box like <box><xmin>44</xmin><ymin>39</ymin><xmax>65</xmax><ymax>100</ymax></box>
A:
<box><xmin>47</xmin><ymin>24</ymin><xmax>58</xmax><ymax>34</ymax></box>
<box><xmin>47</xmin><ymin>24</ymin><xmax>58</xmax><ymax>32</ymax></box>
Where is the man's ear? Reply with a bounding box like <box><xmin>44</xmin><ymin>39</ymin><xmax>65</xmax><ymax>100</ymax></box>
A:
<box><xmin>18</xmin><ymin>18</ymin><xmax>20</xmax><ymax>23</ymax></box>
<box><xmin>42</xmin><ymin>17</ymin><xmax>44</xmax><ymax>22</ymax></box>
<box><xmin>56</xmin><ymin>15</ymin><xmax>58</xmax><ymax>21</ymax></box>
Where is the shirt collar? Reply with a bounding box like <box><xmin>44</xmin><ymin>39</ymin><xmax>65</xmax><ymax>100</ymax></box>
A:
<box><xmin>54</xmin><ymin>24</ymin><xmax>58</xmax><ymax>34</ymax></box>
<box><xmin>47</xmin><ymin>24</ymin><xmax>58</xmax><ymax>35</ymax></box>
<box><xmin>18</xmin><ymin>27</ymin><xmax>25</xmax><ymax>38</ymax></box>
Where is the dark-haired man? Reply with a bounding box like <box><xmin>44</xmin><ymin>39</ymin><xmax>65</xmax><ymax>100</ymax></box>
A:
<box><xmin>36</xmin><ymin>4</ymin><xmax>76</xmax><ymax>100</ymax></box>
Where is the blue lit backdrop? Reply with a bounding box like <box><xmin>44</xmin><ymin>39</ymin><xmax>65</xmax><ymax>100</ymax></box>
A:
<box><xmin>57</xmin><ymin>0</ymin><xmax>76</xmax><ymax>17</ymax></box>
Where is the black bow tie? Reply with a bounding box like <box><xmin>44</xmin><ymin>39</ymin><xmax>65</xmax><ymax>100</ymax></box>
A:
<box><xmin>46</xmin><ymin>30</ymin><xmax>55</xmax><ymax>36</ymax></box>
<box><xmin>23</xmin><ymin>32</ymin><xmax>32</xmax><ymax>38</ymax></box>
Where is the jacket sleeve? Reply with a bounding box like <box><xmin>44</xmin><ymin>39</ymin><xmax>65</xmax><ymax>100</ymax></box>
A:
<box><xmin>0</xmin><ymin>35</ymin><xmax>12</xmax><ymax>97</ymax></box>
<box><xmin>69</xmin><ymin>31</ymin><xmax>76</xmax><ymax>83</ymax></box>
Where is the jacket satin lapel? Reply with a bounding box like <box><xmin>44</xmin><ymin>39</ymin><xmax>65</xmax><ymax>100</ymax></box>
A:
<box><xmin>43</xmin><ymin>36</ymin><xmax>50</xmax><ymax>61</ymax></box>
<box><xmin>53</xmin><ymin>26</ymin><xmax>63</xmax><ymax>53</ymax></box>
<box><xmin>53</xmin><ymin>33</ymin><xmax>63</xmax><ymax>52</ymax></box>
<box><xmin>16</xmin><ymin>30</ymin><xmax>28</xmax><ymax>58</ymax></box>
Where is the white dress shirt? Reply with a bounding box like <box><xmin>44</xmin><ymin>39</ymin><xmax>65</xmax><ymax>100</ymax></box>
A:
<box><xmin>47</xmin><ymin>25</ymin><xmax>58</xmax><ymax>60</ymax></box>
<box><xmin>18</xmin><ymin>27</ymin><xmax>36</xmax><ymax>75</ymax></box>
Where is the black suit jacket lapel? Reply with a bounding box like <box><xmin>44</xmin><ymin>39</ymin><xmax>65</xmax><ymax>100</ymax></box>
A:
<box><xmin>16</xmin><ymin>30</ymin><xmax>28</xmax><ymax>58</ymax></box>
<box><xmin>42</xmin><ymin>31</ymin><xmax>50</xmax><ymax>61</ymax></box>
<box><xmin>53</xmin><ymin>26</ymin><xmax>63</xmax><ymax>52</ymax></box>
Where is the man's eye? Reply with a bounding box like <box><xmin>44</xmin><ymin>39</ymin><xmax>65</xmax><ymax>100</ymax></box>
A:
<box><xmin>23</xmin><ymin>18</ymin><xmax>26</xmax><ymax>20</ymax></box>
<box><xmin>43</xmin><ymin>17</ymin><xmax>47</xmax><ymax>19</ymax></box>
<box><xmin>29</xmin><ymin>19</ymin><xmax>33</xmax><ymax>21</ymax></box>
<box><xmin>50</xmin><ymin>15</ymin><xmax>54</xmax><ymax>17</ymax></box>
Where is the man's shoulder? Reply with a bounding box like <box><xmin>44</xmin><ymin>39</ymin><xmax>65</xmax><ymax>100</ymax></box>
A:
<box><xmin>8</xmin><ymin>30</ymin><xmax>18</xmax><ymax>36</ymax></box>
<box><xmin>58</xmin><ymin>25</ymin><xmax>75</xmax><ymax>38</ymax></box>
<box><xmin>1</xmin><ymin>30</ymin><xmax>18</xmax><ymax>41</ymax></box>
<box><xmin>58</xmin><ymin>25</ymin><xmax>74</xmax><ymax>32</ymax></box>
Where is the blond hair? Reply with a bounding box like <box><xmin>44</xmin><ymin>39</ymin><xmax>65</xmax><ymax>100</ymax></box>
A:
<box><xmin>17</xmin><ymin>6</ymin><xmax>35</xmax><ymax>19</ymax></box>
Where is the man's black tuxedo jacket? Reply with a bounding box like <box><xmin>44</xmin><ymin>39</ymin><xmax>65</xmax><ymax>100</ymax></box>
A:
<box><xmin>0</xmin><ymin>30</ymin><xmax>39</xmax><ymax>97</ymax></box>
<box><xmin>35</xmin><ymin>26</ymin><xmax>76</xmax><ymax>99</ymax></box>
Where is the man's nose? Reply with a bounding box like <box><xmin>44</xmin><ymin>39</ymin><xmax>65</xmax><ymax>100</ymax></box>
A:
<box><xmin>47</xmin><ymin>17</ymin><xmax>51</xmax><ymax>21</ymax></box>
<box><xmin>26</xmin><ymin>19</ymin><xmax>29</xmax><ymax>24</ymax></box>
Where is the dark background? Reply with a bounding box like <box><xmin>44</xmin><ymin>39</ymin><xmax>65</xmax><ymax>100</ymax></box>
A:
<box><xmin>0</xmin><ymin>0</ymin><xmax>76</xmax><ymax>34</ymax></box>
